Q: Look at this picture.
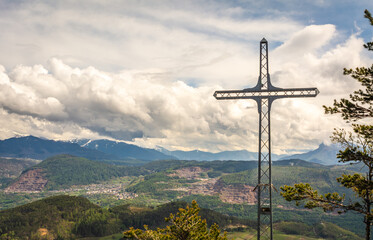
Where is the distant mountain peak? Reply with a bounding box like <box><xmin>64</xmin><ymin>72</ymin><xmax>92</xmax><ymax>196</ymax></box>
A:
<box><xmin>281</xmin><ymin>143</ymin><xmax>341</xmax><ymax>165</ymax></box>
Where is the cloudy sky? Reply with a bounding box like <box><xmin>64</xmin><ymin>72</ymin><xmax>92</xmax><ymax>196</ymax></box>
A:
<box><xmin>0</xmin><ymin>0</ymin><xmax>372</xmax><ymax>154</ymax></box>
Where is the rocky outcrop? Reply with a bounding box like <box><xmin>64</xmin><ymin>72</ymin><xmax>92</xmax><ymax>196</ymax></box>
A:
<box><xmin>169</xmin><ymin>168</ymin><xmax>257</xmax><ymax>204</ymax></box>
<box><xmin>213</xmin><ymin>180</ymin><xmax>257</xmax><ymax>204</ymax></box>
<box><xmin>173</xmin><ymin>178</ymin><xmax>218</xmax><ymax>196</ymax></box>
<box><xmin>169</xmin><ymin>167</ymin><xmax>209</xmax><ymax>179</ymax></box>
<box><xmin>5</xmin><ymin>169</ymin><xmax>48</xmax><ymax>192</ymax></box>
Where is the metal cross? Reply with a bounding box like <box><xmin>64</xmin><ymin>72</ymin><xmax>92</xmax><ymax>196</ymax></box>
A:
<box><xmin>214</xmin><ymin>38</ymin><xmax>319</xmax><ymax>240</ymax></box>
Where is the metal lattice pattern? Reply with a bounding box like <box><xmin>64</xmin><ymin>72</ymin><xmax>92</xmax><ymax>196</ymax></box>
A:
<box><xmin>260</xmin><ymin>42</ymin><xmax>268</xmax><ymax>89</ymax></box>
<box><xmin>213</xmin><ymin>88</ymin><xmax>319</xmax><ymax>100</ymax></box>
<box><xmin>257</xmin><ymin>96</ymin><xmax>272</xmax><ymax>240</ymax></box>
<box><xmin>257</xmin><ymin>40</ymin><xmax>272</xmax><ymax>239</ymax></box>
<box><xmin>213</xmin><ymin>38</ymin><xmax>319</xmax><ymax>240</ymax></box>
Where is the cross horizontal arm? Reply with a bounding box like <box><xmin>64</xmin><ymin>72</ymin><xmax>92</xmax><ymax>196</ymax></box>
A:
<box><xmin>214</xmin><ymin>87</ymin><xmax>319</xmax><ymax>100</ymax></box>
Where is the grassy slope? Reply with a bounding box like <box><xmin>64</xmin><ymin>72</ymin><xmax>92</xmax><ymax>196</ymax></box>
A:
<box><xmin>274</xmin><ymin>221</ymin><xmax>362</xmax><ymax>240</ymax></box>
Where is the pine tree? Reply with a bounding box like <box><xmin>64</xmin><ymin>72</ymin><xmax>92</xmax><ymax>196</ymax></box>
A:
<box><xmin>122</xmin><ymin>200</ymin><xmax>227</xmax><ymax>240</ymax></box>
<box><xmin>280</xmin><ymin>9</ymin><xmax>373</xmax><ymax>240</ymax></box>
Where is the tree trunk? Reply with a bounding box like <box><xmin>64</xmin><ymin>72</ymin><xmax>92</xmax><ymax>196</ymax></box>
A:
<box><xmin>366</xmin><ymin>216</ymin><xmax>370</xmax><ymax>240</ymax></box>
<box><xmin>366</xmin><ymin>169</ymin><xmax>372</xmax><ymax>240</ymax></box>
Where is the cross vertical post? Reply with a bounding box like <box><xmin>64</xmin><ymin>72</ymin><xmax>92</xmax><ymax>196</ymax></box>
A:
<box><xmin>214</xmin><ymin>38</ymin><xmax>319</xmax><ymax>240</ymax></box>
<box><xmin>257</xmin><ymin>38</ymin><xmax>272</xmax><ymax>240</ymax></box>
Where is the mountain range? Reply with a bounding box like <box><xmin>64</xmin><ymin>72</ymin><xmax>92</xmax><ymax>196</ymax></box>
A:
<box><xmin>0</xmin><ymin>136</ymin><xmax>341</xmax><ymax>164</ymax></box>
<box><xmin>0</xmin><ymin>136</ymin><xmax>112</xmax><ymax>160</ymax></box>
<box><xmin>0</xmin><ymin>136</ymin><xmax>174</xmax><ymax>162</ymax></box>
<box><xmin>157</xmin><ymin>147</ymin><xmax>286</xmax><ymax>161</ymax></box>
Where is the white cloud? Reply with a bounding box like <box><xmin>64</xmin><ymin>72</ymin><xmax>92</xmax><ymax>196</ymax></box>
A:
<box><xmin>0</xmin><ymin>1</ymin><xmax>371</xmax><ymax>153</ymax></box>
<box><xmin>0</xmin><ymin>24</ymin><xmax>370</xmax><ymax>153</ymax></box>
<box><xmin>272</xmin><ymin>25</ymin><xmax>336</xmax><ymax>63</ymax></box>
<box><xmin>268</xmin><ymin>30</ymin><xmax>368</xmax><ymax>152</ymax></box>
<box><xmin>0</xmin><ymin>0</ymin><xmax>302</xmax><ymax>89</ymax></box>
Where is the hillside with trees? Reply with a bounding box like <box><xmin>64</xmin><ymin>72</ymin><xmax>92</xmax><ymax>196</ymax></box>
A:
<box><xmin>1</xmin><ymin>157</ymin><xmax>367</xmax><ymax>237</ymax></box>
<box><xmin>0</xmin><ymin>195</ymin><xmax>363</xmax><ymax>239</ymax></box>
<box><xmin>0</xmin><ymin>195</ymin><xmax>252</xmax><ymax>239</ymax></box>
<box><xmin>5</xmin><ymin>154</ymin><xmax>147</xmax><ymax>191</ymax></box>
<box><xmin>0</xmin><ymin>195</ymin><xmax>119</xmax><ymax>239</ymax></box>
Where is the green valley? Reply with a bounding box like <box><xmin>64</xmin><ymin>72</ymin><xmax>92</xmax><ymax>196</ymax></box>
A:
<box><xmin>0</xmin><ymin>156</ymin><xmax>367</xmax><ymax>239</ymax></box>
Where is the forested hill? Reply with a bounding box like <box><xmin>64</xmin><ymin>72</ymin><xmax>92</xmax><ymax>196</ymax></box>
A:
<box><xmin>5</xmin><ymin>154</ymin><xmax>147</xmax><ymax>191</ymax></box>
<box><xmin>0</xmin><ymin>195</ymin><xmax>362</xmax><ymax>240</ymax></box>
<box><xmin>0</xmin><ymin>195</ymin><xmax>252</xmax><ymax>239</ymax></box>
<box><xmin>0</xmin><ymin>195</ymin><xmax>104</xmax><ymax>239</ymax></box>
